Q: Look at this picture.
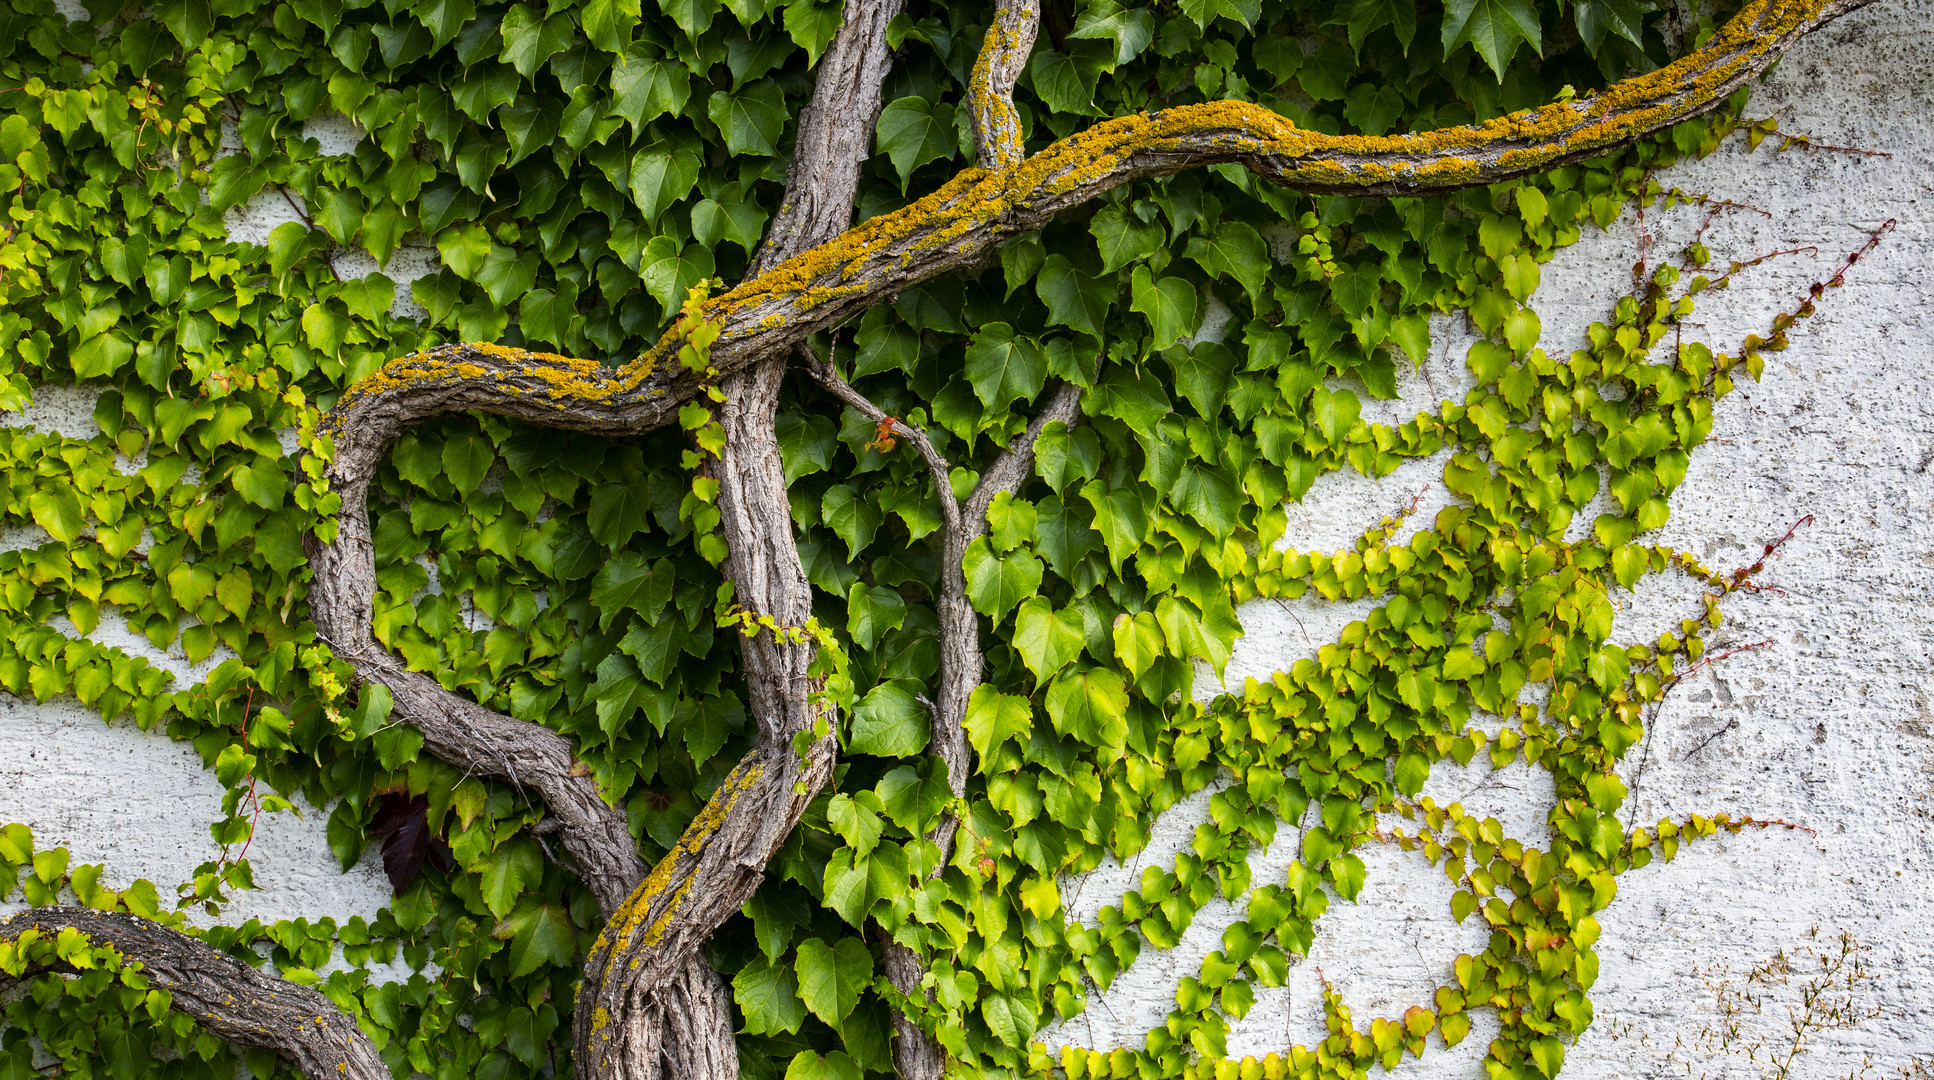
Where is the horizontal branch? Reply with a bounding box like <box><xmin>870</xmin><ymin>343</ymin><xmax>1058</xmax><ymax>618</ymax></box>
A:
<box><xmin>323</xmin><ymin>0</ymin><xmax>1866</xmax><ymax>460</ymax></box>
<box><xmin>0</xmin><ymin>909</ymin><xmax>388</xmax><ymax>1080</ymax></box>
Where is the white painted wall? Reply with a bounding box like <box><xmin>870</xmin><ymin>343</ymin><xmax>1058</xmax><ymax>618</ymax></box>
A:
<box><xmin>4</xmin><ymin>0</ymin><xmax>1932</xmax><ymax>1074</ymax></box>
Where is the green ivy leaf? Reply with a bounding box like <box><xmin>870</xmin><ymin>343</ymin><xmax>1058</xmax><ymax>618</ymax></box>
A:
<box><xmin>821</xmin><ymin>485</ymin><xmax>882</xmax><ymax>560</ymax></box>
<box><xmin>629</xmin><ymin>145</ymin><xmax>700</xmax><ymax>221</ymax></box>
<box><xmin>1441</xmin><ymin>0</ymin><xmax>1542</xmax><ymax>79</ymax></box>
<box><xmin>641</xmin><ymin>236</ymin><xmax>717</xmax><ymax>310</ymax></box>
<box><xmin>735</xmin><ymin>958</ymin><xmax>808</xmax><ymax>1035</ymax></box>
<box><xmin>1184</xmin><ymin>221</ymin><xmax>1271</xmax><ymax>305</ymax></box>
<box><xmin>497</xmin><ymin>902</ymin><xmax>577</xmax><ymax>977</ymax></box>
<box><xmin>962</xmin><ymin>537</ymin><xmax>1044</xmax><ymax>623</ymax></box>
<box><xmin>499</xmin><ymin>4</ymin><xmax>575</xmax><ymax>76</ymax></box>
<box><xmin>1574</xmin><ymin>0</ymin><xmax>1649</xmax><ymax>50</ymax></box>
<box><xmin>707</xmin><ymin>80</ymin><xmax>788</xmax><ymax>157</ymax></box>
<box><xmin>1013</xmin><ymin>597</ymin><xmax>1085</xmax><ymax>683</ymax></box>
<box><xmin>783</xmin><ymin>0</ymin><xmax>841</xmax><ymax>62</ymax></box>
<box><xmin>1090</xmin><ymin>206</ymin><xmax>1165</xmax><ymax>275</ymax></box>
<box><xmin>875</xmin><ymin>96</ymin><xmax>957</xmax><ymax>191</ymax></box>
<box><xmin>963</xmin><ymin>685</ymin><xmax>1032</xmax><ymax>763</ymax></box>
<box><xmin>582</xmin><ymin>0</ymin><xmax>642</xmax><ymax>51</ymax></box>
<box><xmin>965</xmin><ymin>323</ymin><xmax>1047</xmax><ymax>411</ymax></box>
<box><xmin>1037</xmin><ymin>255</ymin><xmax>1113</xmax><ymax>338</ymax></box>
<box><xmin>1068</xmin><ymin>0</ymin><xmax>1156</xmax><ymax>66</ymax></box>
<box><xmin>591</xmin><ymin>555</ymin><xmax>674</xmax><ymax>628</ymax></box>
<box><xmin>1045</xmin><ymin>666</ymin><xmax>1129</xmax><ymax>750</ymax></box>
<box><xmin>1130</xmin><ymin>267</ymin><xmax>1199</xmax><ymax>348</ymax></box>
<box><xmin>783</xmin><ymin>1051</ymin><xmax>863</xmax><ymax>1080</ymax></box>
<box><xmin>795</xmin><ymin>937</ymin><xmax>872</xmax><ymax>1027</ymax></box>
<box><xmin>845</xmin><ymin>583</ymin><xmax>907</xmax><ymax>651</ymax></box>
<box><xmin>28</xmin><ymin>488</ymin><xmax>85</xmax><ymax>543</ymax></box>
<box><xmin>848</xmin><ymin>680</ymin><xmax>929</xmax><ymax>756</ymax></box>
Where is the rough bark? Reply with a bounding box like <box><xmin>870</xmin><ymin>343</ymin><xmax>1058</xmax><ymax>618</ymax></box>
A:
<box><xmin>0</xmin><ymin>908</ymin><xmax>389</xmax><ymax>1080</ymax></box>
<box><xmin>966</xmin><ymin>0</ymin><xmax>1037</xmax><ymax>170</ymax></box>
<box><xmin>571</xmin><ymin>357</ymin><xmax>839</xmax><ymax>1080</ymax></box>
<box><xmin>572</xmin><ymin>0</ymin><xmax>901</xmax><ymax>1072</ymax></box>
<box><xmin>753</xmin><ymin>0</ymin><xmax>905</xmax><ymax>275</ymax></box>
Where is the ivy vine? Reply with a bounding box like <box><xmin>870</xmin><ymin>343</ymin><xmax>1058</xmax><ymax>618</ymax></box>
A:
<box><xmin>0</xmin><ymin>0</ymin><xmax>1886</xmax><ymax>1077</ymax></box>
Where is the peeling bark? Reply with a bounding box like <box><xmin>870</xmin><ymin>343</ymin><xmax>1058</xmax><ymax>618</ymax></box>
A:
<box><xmin>0</xmin><ymin>908</ymin><xmax>389</xmax><ymax>1080</ymax></box>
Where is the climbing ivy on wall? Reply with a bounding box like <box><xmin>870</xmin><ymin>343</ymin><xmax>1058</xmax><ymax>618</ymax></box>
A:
<box><xmin>0</xmin><ymin>0</ymin><xmax>1880</xmax><ymax>1076</ymax></box>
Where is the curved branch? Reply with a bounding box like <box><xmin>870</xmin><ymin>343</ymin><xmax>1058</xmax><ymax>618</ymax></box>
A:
<box><xmin>936</xmin><ymin>381</ymin><xmax>1082</xmax><ymax>841</ymax></box>
<box><xmin>327</xmin><ymin>0</ymin><xmax>1868</xmax><ymax>445</ymax></box>
<box><xmin>572</xmin><ymin>357</ymin><xmax>838</xmax><ymax>1080</ymax></box>
<box><xmin>753</xmin><ymin>0</ymin><xmax>906</xmax><ymax>273</ymax></box>
<box><xmin>0</xmin><ymin>908</ymin><xmax>387</xmax><ymax>1080</ymax></box>
<box><xmin>967</xmin><ymin>0</ymin><xmax>1038</xmax><ymax>170</ymax></box>
<box><xmin>303</xmin><ymin>0</ymin><xmax>1867</xmax><ymax>1072</ymax></box>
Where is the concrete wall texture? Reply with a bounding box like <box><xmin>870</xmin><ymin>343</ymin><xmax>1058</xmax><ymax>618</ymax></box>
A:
<box><xmin>4</xmin><ymin>0</ymin><xmax>1932</xmax><ymax>1075</ymax></box>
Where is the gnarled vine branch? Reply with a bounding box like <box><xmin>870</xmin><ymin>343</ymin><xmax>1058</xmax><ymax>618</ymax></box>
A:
<box><xmin>0</xmin><ymin>908</ymin><xmax>388</xmax><ymax>1080</ymax></box>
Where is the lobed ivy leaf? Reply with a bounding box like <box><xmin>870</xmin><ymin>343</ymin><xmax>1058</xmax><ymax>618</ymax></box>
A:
<box><xmin>875</xmin><ymin>97</ymin><xmax>957</xmax><ymax>190</ymax></box>
<box><xmin>1013</xmin><ymin>597</ymin><xmax>1086</xmax><ymax>683</ymax></box>
<box><xmin>736</xmin><ymin>958</ymin><xmax>808</xmax><ymax>1035</ymax></box>
<box><xmin>962</xmin><ymin>537</ymin><xmax>1044</xmax><ymax>623</ymax></box>
<box><xmin>795</xmin><ymin>937</ymin><xmax>872</xmax><ymax>1027</ymax></box>
<box><xmin>1441</xmin><ymin>0</ymin><xmax>1542</xmax><ymax>79</ymax></box>
<box><xmin>964</xmin><ymin>324</ymin><xmax>1047</xmax><ymax>412</ymax></box>
<box><xmin>847</xmin><ymin>680</ymin><xmax>929</xmax><ymax>757</ymax></box>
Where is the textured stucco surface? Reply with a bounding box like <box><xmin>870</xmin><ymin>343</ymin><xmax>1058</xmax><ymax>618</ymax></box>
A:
<box><xmin>3</xmin><ymin>0</ymin><xmax>1932</xmax><ymax>1074</ymax></box>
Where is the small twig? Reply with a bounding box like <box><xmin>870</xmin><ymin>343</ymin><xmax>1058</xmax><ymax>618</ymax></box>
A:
<box><xmin>1682</xmin><ymin>717</ymin><xmax>1739</xmax><ymax>760</ymax></box>
<box><xmin>277</xmin><ymin>185</ymin><xmax>313</xmax><ymax>228</ymax></box>
<box><xmin>798</xmin><ymin>342</ymin><xmax>961</xmax><ymax>535</ymax></box>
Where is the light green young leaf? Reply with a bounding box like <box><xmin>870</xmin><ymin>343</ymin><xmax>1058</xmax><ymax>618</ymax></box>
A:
<box><xmin>1013</xmin><ymin>597</ymin><xmax>1085</xmax><ymax>683</ymax></box>
<box><xmin>963</xmin><ymin>685</ymin><xmax>1032</xmax><ymax>763</ymax></box>
<box><xmin>1045</xmin><ymin>666</ymin><xmax>1130</xmax><ymax>750</ymax></box>
<box><xmin>848</xmin><ymin>680</ymin><xmax>929</xmax><ymax>757</ymax></box>
<box><xmin>961</xmin><ymin>536</ymin><xmax>1043</xmax><ymax>623</ymax></box>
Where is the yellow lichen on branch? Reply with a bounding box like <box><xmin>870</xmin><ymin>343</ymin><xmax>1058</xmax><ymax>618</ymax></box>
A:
<box><xmin>325</xmin><ymin>0</ymin><xmax>1858</xmax><ymax>448</ymax></box>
